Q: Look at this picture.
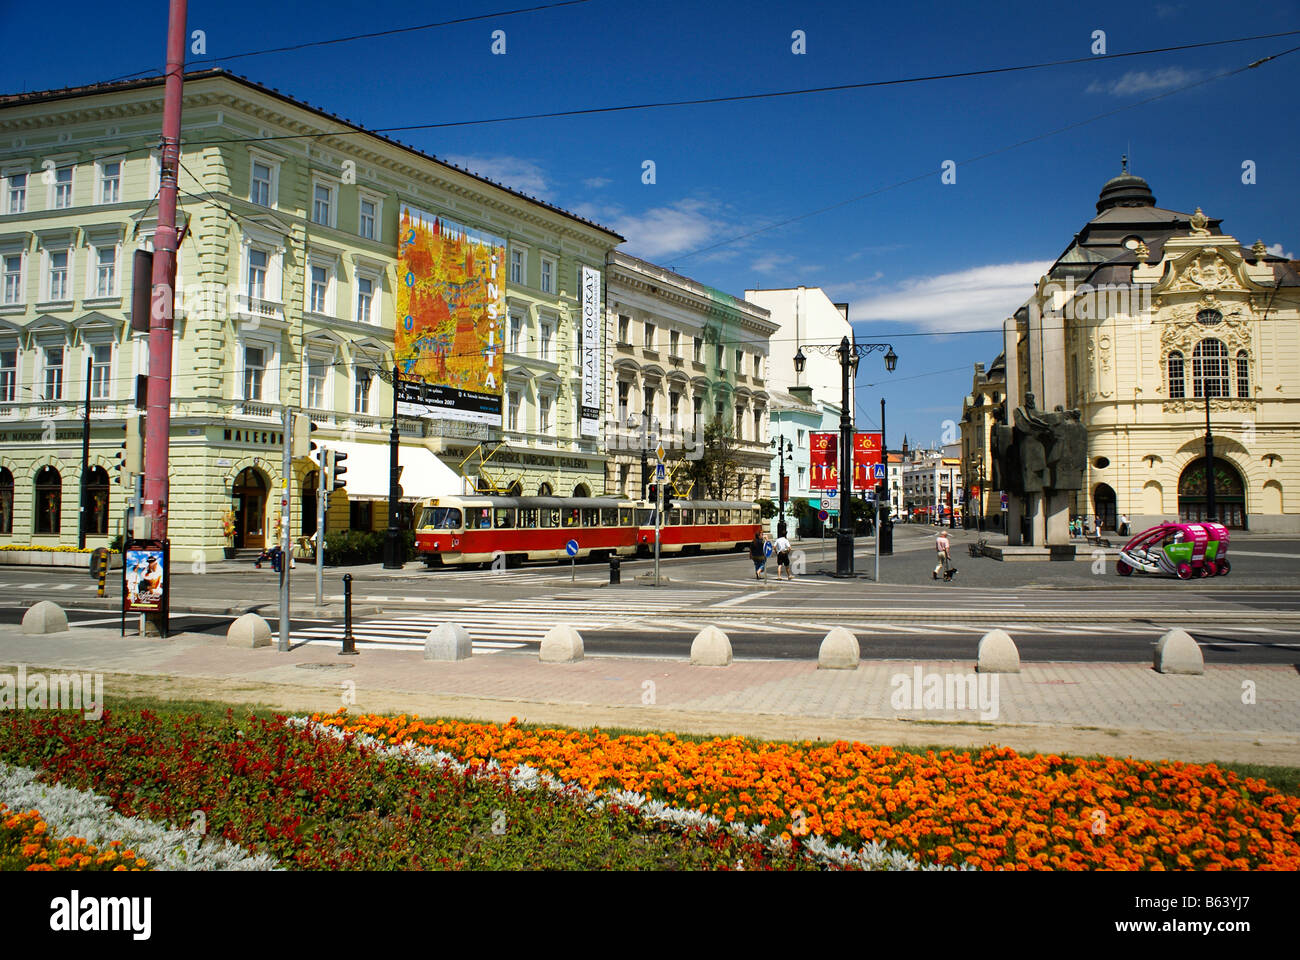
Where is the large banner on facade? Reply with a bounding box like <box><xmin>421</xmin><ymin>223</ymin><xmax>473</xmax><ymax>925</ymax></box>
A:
<box><xmin>852</xmin><ymin>432</ymin><xmax>882</xmax><ymax>491</ymax></box>
<box><xmin>579</xmin><ymin>265</ymin><xmax>602</xmax><ymax>438</ymax></box>
<box><xmin>810</xmin><ymin>432</ymin><xmax>838</xmax><ymax>491</ymax></box>
<box><xmin>396</xmin><ymin>205</ymin><xmax>505</xmax><ymax>425</ymax></box>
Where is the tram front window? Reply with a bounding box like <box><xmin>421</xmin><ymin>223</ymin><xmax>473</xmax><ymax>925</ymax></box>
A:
<box><xmin>419</xmin><ymin>507</ymin><xmax>462</xmax><ymax>530</ymax></box>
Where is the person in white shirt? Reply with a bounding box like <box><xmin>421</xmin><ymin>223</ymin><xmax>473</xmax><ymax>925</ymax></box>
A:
<box><xmin>774</xmin><ymin>533</ymin><xmax>793</xmax><ymax>580</ymax></box>
<box><xmin>933</xmin><ymin>531</ymin><xmax>954</xmax><ymax>580</ymax></box>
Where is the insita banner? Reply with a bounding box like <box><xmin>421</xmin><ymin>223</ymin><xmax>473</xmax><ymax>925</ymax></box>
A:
<box><xmin>580</xmin><ymin>264</ymin><xmax>602</xmax><ymax>438</ymax></box>
<box><xmin>396</xmin><ymin>205</ymin><xmax>505</xmax><ymax>425</ymax></box>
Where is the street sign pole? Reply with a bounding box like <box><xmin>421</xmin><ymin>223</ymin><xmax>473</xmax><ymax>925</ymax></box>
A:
<box><xmin>278</xmin><ymin>407</ymin><xmax>292</xmax><ymax>653</ymax></box>
<box><xmin>874</xmin><ymin>497</ymin><xmax>881</xmax><ymax>583</ymax></box>
<box><xmin>654</xmin><ymin>475</ymin><xmax>662</xmax><ymax>587</ymax></box>
<box><xmin>315</xmin><ymin>450</ymin><xmax>326</xmax><ymax>607</ymax></box>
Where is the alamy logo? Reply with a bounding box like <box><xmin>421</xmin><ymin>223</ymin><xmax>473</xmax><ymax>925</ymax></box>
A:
<box><xmin>890</xmin><ymin>666</ymin><xmax>999</xmax><ymax>721</ymax></box>
<box><xmin>49</xmin><ymin>891</ymin><xmax>151</xmax><ymax>940</ymax></box>
<box><xmin>0</xmin><ymin>666</ymin><xmax>103</xmax><ymax>720</ymax></box>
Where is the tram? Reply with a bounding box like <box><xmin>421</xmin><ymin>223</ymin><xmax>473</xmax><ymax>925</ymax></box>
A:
<box><xmin>414</xmin><ymin>494</ymin><xmax>761</xmax><ymax>567</ymax></box>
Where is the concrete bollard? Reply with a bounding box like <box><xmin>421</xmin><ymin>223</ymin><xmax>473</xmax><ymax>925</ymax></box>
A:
<box><xmin>539</xmin><ymin>624</ymin><xmax>584</xmax><ymax>663</ymax></box>
<box><xmin>1153</xmin><ymin>628</ymin><xmax>1204</xmax><ymax>675</ymax></box>
<box><xmin>21</xmin><ymin>601</ymin><xmax>68</xmax><ymax>635</ymax></box>
<box><xmin>977</xmin><ymin>629</ymin><xmax>1020</xmax><ymax>673</ymax></box>
<box><xmin>817</xmin><ymin>627</ymin><xmax>860</xmax><ymax>670</ymax></box>
<box><xmin>690</xmin><ymin>625</ymin><xmax>733</xmax><ymax>666</ymax></box>
<box><xmin>226</xmin><ymin>613</ymin><xmax>272</xmax><ymax>648</ymax></box>
<box><xmin>425</xmin><ymin>622</ymin><xmax>472</xmax><ymax>661</ymax></box>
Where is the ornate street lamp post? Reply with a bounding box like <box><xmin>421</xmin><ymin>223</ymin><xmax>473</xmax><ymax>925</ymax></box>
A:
<box><xmin>771</xmin><ymin>431</ymin><xmax>793</xmax><ymax>538</ymax></box>
<box><xmin>793</xmin><ymin>338</ymin><xmax>897</xmax><ymax>577</ymax></box>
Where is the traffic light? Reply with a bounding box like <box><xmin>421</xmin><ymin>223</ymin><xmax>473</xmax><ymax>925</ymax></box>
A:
<box><xmin>114</xmin><ymin>413</ymin><xmax>143</xmax><ymax>485</ymax></box>
<box><xmin>330</xmin><ymin>449</ymin><xmax>348</xmax><ymax>492</ymax></box>
<box><xmin>291</xmin><ymin>412</ymin><xmax>317</xmax><ymax>459</ymax></box>
<box><xmin>647</xmin><ymin>483</ymin><xmax>658</xmax><ymax>503</ymax></box>
<box><xmin>130</xmin><ymin>250</ymin><xmax>153</xmax><ymax>333</ymax></box>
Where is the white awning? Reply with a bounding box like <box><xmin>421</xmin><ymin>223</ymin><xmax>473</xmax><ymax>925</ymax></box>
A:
<box><xmin>324</xmin><ymin>439</ymin><xmax>468</xmax><ymax>501</ymax></box>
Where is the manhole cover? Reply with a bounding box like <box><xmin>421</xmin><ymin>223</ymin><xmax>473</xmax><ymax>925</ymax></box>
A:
<box><xmin>294</xmin><ymin>662</ymin><xmax>355</xmax><ymax>671</ymax></box>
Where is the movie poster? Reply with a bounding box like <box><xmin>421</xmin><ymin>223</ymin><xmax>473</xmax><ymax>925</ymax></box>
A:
<box><xmin>396</xmin><ymin>205</ymin><xmax>506</xmax><ymax>424</ymax></box>
<box><xmin>124</xmin><ymin>547</ymin><xmax>165</xmax><ymax>612</ymax></box>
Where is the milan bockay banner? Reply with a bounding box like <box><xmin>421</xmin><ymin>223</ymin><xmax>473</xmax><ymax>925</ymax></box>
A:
<box><xmin>853</xmin><ymin>432</ymin><xmax>883</xmax><ymax>491</ymax></box>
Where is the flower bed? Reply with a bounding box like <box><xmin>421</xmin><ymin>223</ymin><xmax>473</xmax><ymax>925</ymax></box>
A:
<box><xmin>0</xmin><ymin>545</ymin><xmax>120</xmax><ymax>568</ymax></box>
<box><xmin>0</xmin><ymin>707</ymin><xmax>865</xmax><ymax>870</ymax></box>
<box><xmin>1</xmin><ymin>804</ymin><xmax>149</xmax><ymax>872</ymax></box>
<box><xmin>314</xmin><ymin>713</ymin><xmax>1300</xmax><ymax>871</ymax></box>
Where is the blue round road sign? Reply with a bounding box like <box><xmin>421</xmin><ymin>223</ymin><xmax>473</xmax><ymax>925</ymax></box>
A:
<box><xmin>818</xmin><ymin>509</ymin><xmax>829</xmax><ymax>522</ymax></box>
<box><xmin>764</xmin><ymin>541</ymin><xmax>773</xmax><ymax>557</ymax></box>
<box><xmin>565</xmin><ymin>539</ymin><xmax>579</xmax><ymax>557</ymax></box>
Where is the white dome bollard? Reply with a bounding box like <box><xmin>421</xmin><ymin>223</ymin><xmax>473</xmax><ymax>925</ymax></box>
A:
<box><xmin>817</xmin><ymin>627</ymin><xmax>860</xmax><ymax>670</ymax></box>
<box><xmin>226</xmin><ymin>613</ymin><xmax>272</xmax><ymax>648</ymax></box>
<box><xmin>1153</xmin><ymin>628</ymin><xmax>1204</xmax><ymax>675</ymax></box>
<box><xmin>425</xmin><ymin>622</ymin><xmax>473</xmax><ymax>661</ymax></box>
<box><xmin>21</xmin><ymin>601</ymin><xmax>68</xmax><ymax>635</ymax></box>
<box><xmin>539</xmin><ymin>624</ymin><xmax>584</xmax><ymax>663</ymax></box>
<box><xmin>690</xmin><ymin>626</ymin><xmax>733</xmax><ymax>666</ymax></box>
<box><xmin>977</xmin><ymin>629</ymin><xmax>1020</xmax><ymax>674</ymax></box>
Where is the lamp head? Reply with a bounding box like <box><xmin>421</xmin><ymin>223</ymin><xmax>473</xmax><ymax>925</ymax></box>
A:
<box><xmin>885</xmin><ymin>347</ymin><xmax>898</xmax><ymax>372</ymax></box>
<box><xmin>793</xmin><ymin>347</ymin><xmax>806</xmax><ymax>374</ymax></box>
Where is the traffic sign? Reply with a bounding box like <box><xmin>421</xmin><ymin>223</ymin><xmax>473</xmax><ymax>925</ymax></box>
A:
<box><xmin>764</xmin><ymin>541</ymin><xmax>773</xmax><ymax>558</ymax></box>
<box><xmin>656</xmin><ymin>463</ymin><xmax>665</xmax><ymax>480</ymax></box>
<box><xmin>872</xmin><ymin>464</ymin><xmax>886</xmax><ymax>480</ymax></box>
<box><xmin>826</xmin><ymin>490</ymin><xmax>838</xmax><ymax>499</ymax></box>
<box><xmin>656</xmin><ymin>444</ymin><xmax>665</xmax><ymax>461</ymax></box>
<box><xmin>565</xmin><ymin>539</ymin><xmax>579</xmax><ymax>557</ymax></box>
<box><xmin>820</xmin><ymin>498</ymin><xmax>832</xmax><ymax>510</ymax></box>
<box><xmin>817</xmin><ymin>509</ymin><xmax>829</xmax><ymax>522</ymax></box>
<box><xmin>1000</xmin><ymin>493</ymin><xmax>1008</xmax><ymax>511</ymax></box>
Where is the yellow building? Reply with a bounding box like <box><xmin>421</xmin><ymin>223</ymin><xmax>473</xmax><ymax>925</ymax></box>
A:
<box><xmin>958</xmin><ymin>354</ymin><xmax>1006</xmax><ymax>530</ymax></box>
<box><xmin>1003</xmin><ymin>167</ymin><xmax>1298</xmax><ymax>536</ymax></box>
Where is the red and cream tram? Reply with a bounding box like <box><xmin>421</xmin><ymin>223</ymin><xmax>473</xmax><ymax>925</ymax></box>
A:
<box><xmin>415</xmin><ymin>494</ymin><xmax>761</xmax><ymax>567</ymax></box>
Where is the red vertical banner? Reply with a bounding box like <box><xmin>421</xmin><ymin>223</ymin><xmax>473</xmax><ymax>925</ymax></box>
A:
<box><xmin>852</xmin><ymin>432</ymin><xmax>882</xmax><ymax>491</ymax></box>
<box><xmin>780</xmin><ymin>474</ymin><xmax>790</xmax><ymax>501</ymax></box>
<box><xmin>809</xmin><ymin>432</ymin><xmax>838</xmax><ymax>490</ymax></box>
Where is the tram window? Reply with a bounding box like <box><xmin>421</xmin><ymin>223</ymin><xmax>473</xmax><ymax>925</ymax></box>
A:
<box><xmin>541</xmin><ymin>509</ymin><xmax>559</xmax><ymax>528</ymax></box>
<box><xmin>619</xmin><ymin>508</ymin><xmax>634</xmax><ymax>526</ymax></box>
<box><xmin>681</xmin><ymin>508</ymin><xmax>693</xmax><ymax>525</ymax></box>
<box><xmin>519</xmin><ymin>508</ymin><xmax>538</xmax><ymax>528</ymax></box>
<box><xmin>752</xmin><ymin>509</ymin><xmax>760</xmax><ymax>523</ymax></box>
<box><xmin>562</xmin><ymin>509</ymin><xmax>580</xmax><ymax>528</ymax></box>
<box><xmin>420</xmin><ymin>507</ymin><xmax>462</xmax><ymax>530</ymax></box>
<box><xmin>582</xmin><ymin>508</ymin><xmax>600</xmax><ymax>527</ymax></box>
<box><xmin>707</xmin><ymin>509</ymin><xmax>719</xmax><ymax>524</ymax></box>
<box><xmin>494</xmin><ymin>508</ymin><xmax>516</xmax><ymax>529</ymax></box>
<box><xmin>600</xmin><ymin>508</ymin><xmax>618</xmax><ymax>526</ymax></box>
<box><xmin>637</xmin><ymin>509</ymin><xmax>653</xmax><ymax>525</ymax></box>
<box><xmin>721</xmin><ymin>509</ymin><xmax>732</xmax><ymax>524</ymax></box>
<box><xmin>669</xmin><ymin>509</ymin><xmax>681</xmax><ymax>525</ymax></box>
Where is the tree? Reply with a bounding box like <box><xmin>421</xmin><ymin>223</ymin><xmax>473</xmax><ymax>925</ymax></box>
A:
<box><xmin>755</xmin><ymin>497</ymin><xmax>777</xmax><ymax>520</ymax></box>
<box><xmin>688</xmin><ymin>415</ymin><xmax>741</xmax><ymax>501</ymax></box>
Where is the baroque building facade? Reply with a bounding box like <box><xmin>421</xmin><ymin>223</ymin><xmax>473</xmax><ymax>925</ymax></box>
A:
<box><xmin>958</xmin><ymin>353</ymin><xmax>1007</xmax><ymax>530</ymax></box>
<box><xmin>1002</xmin><ymin>168</ymin><xmax>1298</xmax><ymax>536</ymax></box>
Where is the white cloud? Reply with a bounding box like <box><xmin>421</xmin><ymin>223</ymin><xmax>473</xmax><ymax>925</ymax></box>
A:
<box><xmin>851</xmin><ymin>261</ymin><xmax>1053</xmax><ymax>333</ymax></box>
<box><xmin>583</xmin><ymin>176</ymin><xmax>612</xmax><ymax>189</ymax></box>
<box><xmin>1086</xmin><ymin>67</ymin><xmax>1200</xmax><ymax>96</ymax></box>
<box><xmin>443</xmin><ymin>154</ymin><xmax>549</xmax><ymax>196</ymax></box>
<box><xmin>1266</xmin><ymin>242</ymin><xmax>1294</xmax><ymax>260</ymax></box>
<box><xmin>612</xmin><ymin>199</ymin><xmax>725</xmax><ymax>260</ymax></box>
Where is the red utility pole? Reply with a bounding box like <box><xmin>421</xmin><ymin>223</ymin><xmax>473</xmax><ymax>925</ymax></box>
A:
<box><xmin>142</xmin><ymin>0</ymin><xmax>187</xmax><ymax>541</ymax></box>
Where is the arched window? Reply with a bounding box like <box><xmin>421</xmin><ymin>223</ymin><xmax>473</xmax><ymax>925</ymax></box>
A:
<box><xmin>1236</xmin><ymin>350</ymin><xmax>1250</xmax><ymax>398</ymax></box>
<box><xmin>84</xmin><ymin>465</ymin><xmax>109</xmax><ymax>536</ymax></box>
<box><xmin>0</xmin><ymin>467</ymin><xmax>12</xmax><ymax>535</ymax></box>
<box><xmin>536</xmin><ymin>482</ymin><xmax>553</xmax><ymax>497</ymax></box>
<box><xmin>1192</xmin><ymin>339</ymin><xmax>1229</xmax><ymax>399</ymax></box>
<box><xmin>572</xmin><ymin>483</ymin><xmax>590</xmax><ymax>498</ymax></box>
<box><xmin>34</xmin><ymin>466</ymin><xmax>61</xmax><ymax>535</ymax></box>
<box><xmin>1166</xmin><ymin>351</ymin><xmax>1185</xmax><ymax>399</ymax></box>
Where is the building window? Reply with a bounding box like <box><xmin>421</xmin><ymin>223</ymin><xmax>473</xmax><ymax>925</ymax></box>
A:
<box><xmin>509</xmin><ymin>314</ymin><xmax>522</xmax><ymax>353</ymax></box>
<box><xmin>243</xmin><ymin>346</ymin><xmax>266</xmax><ymax>401</ymax></box>
<box><xmin>312</xmin><ymin>182</ymin><xmax>335</xmax><ymax>227</ymax></box>
<box><xmin>352</xmin><ymin>275</ymin><xmax>373</xmax><ymax>323</ymax></box>
<box><xmin>753</xmin><ymin>408</ymin><xmax>762</xmax><ymax>441</ymax></box>
<box><xmin>310</xmin><ymin>264</ymin><xmax>328</xmax><ymax>314</ymax></box>
<box><xmin>617</xmin><ymin>381</ymin><xmax>629</xmax><ymax>422</ymax></box>
<box><xmin>643</xmin><ymin>386</ymin><xmax>656</xmax><ymax>425</ymax></box>
<box><xmin>350</xmin><ymin>500</ymin><xmax>373</xmax><ymax>532</ymax></box>
<box><xmin>306</xmin><ymin>357</ymin><xmax>327</xmax><ymax>409</ymax></box>
<box><xmin>693</xmin><ymin>336</ymin><xmax>702</xmax><ymax>362</ymax></box>
<box><xmin>89</xmin><ymin>343</ymin><xmax>112</xmax><ymax>399</ymax></box>
<box><xmin>52</xmin><ymin>165</ymin><xmax>73</xmax><ymax>209</ymax></box>
<box><xmin>1192</xmin><ymin>339</ymin><xmax>1229</xmax><ymax>399</ymax></box>
<box><xmin>753</xmin><ymin>354</ymin><xmax>761</xmax><ymax>378</ymax></box>
<box><xmin>510</xmin><ymin>248</ymin><xmax>524</xmax><ymax>284</ymax></box>
<box><xmin>735</xmin><ymin>404</ymin><xmax>744</xmax><ymax>437</ymax></box>
<box><xmin>84</xmin><ymin>465</ymin><xmax>109</xmax><ymax>536</ymax></box>
<box><xmin>715</xmin><ymin>344</ymin><xmax>724</xmax><ymax>369</ymax></box>
<box><xmin>359</xmin><ymin>197</ymin><xmax>377</xmax><ymax>240</ymax></box>
<box><xmin>42</xmin><ymin>346</ymin><xmax>64</xmax><ymax>401</ymax></box>
<box><xmin>693</xmin><ymin>395</ymin><xmax>703</xmax><ymax>432</ymax></box>
<box><xmin>507</xmin><ymin>390</ymin><xmax>521</xmax><ymax>431</ymax></box>
<box><xmin>643</xmin><ymin>322</ymin><xmax>655</xmax><ymax>350</ymax></box>
<box><xmin>0</xmin><ymin>348</ymin><xmax>15</xmax><ymax>402</ymax></box>
<box><xmin>97</xmin><ymin>159</ymin><xmax>122</xmax><ymax>204</ymax></box>
<box><xmin>247</xmin><ymin>249</ymin><xmax>267</xmax><ymax>300</ymax></box>
<box><xmin>669</xmin><ymin>392</ymin><xmax>680</xmax><ymax>432</ymax></box>
<box><xmin>94</xmin><ymin>246</ymin><xmax>117</xmax><ymax>298</ymax></box>
<box><xmin>34</xmin><ymin>466</ymin><xmax>61</xmax><ymax>535</ymax></box>
<box><xmin>2</xmin><ymin>255</ymin><xmax>22</xmax><ymax>305</ymax></box>
<box><xmin>798</xmin><ymin>466</ymin><xmax>806</xmax><ymax>488</ymax></box>
<box><xmin>350</xmin><ymin>366</ymin><xmax>371</xmax><ymax>413</ymax></box>
<box><xmin>47</xmin><ymin>250</ymin><xmax>69</xmax><ymax>301</ymax></box>
<box><xmin>669</xmin><ymin>330</ymin><xmax>680</xmax><ymax>357</ymax></box>
<box><xmin>1236</xmin><ymin>350</ymin><xmax>1250</xmax><ymax>398</ymax></box>
<box><xmin>5</xmin><ymin>172</ymin><xmax>26</xmax><ymax>215</ymax></box>
<box><xmin>618</xmin><ymin>315</ymin><xmax>630</xmax><ymax>343</ymax></box>
<box><xmin>715</xmin><ymin>401</ymin><xmax>723</xmax><ymax>420</ymax></box>
<box><xmin>736</xmin><ymin>349</ymin><xmax>744</xmax><ymax>373</ymax></box>
<box><xmin>540</xmin><ymin>256</ymin><xmax>554</xmax><ymax>294</ymax></box>
<box><xmin>251</xmin><ymin>160</ymin><xmax>273</xmax><ymax>206</ymax></box>
<box><xmin>539</xmin><ymin>322</ymin><xmax>552</xmax><ymax>361</ymax></box>
<box><xmin>0</xmin><ymin>467</ymin><xmax>11</xmax><ymax>534</ymax></box>
<box><xmin>539</xmin><ymin>394</ymin><xmax>552</xmax><ymax>433</ymax></box>
<box><xmin>1167</xmin><ymin>351</ymin><xmax>1185</xmax><ymax>399</ymax></box>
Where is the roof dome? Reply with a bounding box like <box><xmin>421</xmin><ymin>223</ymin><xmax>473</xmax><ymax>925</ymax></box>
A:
<box><xmin>1096</xmin><ymin>160</ymin><xmax>1156</xmax><ymax>212</ymax></box>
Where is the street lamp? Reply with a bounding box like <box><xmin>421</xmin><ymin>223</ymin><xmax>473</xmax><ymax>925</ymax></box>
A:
<box><xmin>793</xmin><ymin>337</ymin><xmax>897</xmax><ymax>577</ymax></box>
<box><xmin>382</xmin><ymin>364</ymin><xmax>403</xmax><ymax>569</ymax></box>
<box><xmin>771</xmin><ymin>431</ymin><xmax>793</xmax><ymax>538</ymax></box>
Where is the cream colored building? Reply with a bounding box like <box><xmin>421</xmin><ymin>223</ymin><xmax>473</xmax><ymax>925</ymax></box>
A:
<box><xmin>958</xmin><ymin>354</ymin><xmax>1006</xmax><ymax>529</ymax></box>
<box><xmin>1003</xmin><ymin>168</ymin><xmax>1299</xmax><ymax>536</ymax></box>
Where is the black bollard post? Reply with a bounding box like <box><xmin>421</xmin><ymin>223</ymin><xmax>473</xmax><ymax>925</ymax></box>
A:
<box><xmin>609</xmin><ymin>555</ymin><xmax>621</xmax><ymax>585</ymax></box>
<box><xmin>339</xmin><ymin>573</ymin><xmax>358</xmax><ymax>656</ymax></box>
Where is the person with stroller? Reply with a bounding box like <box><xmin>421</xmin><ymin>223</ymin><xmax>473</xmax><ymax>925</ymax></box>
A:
<box><xmin>933</xmin><ymin>530</ymin><xmax>956</xmax><ymax>581</ymax></box>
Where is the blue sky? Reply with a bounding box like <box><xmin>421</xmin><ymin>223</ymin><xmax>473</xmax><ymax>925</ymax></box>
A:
<box><xmin>4</xmin><ymin>0</ymin><xmax>1297</xmax><ymax>446</ymax></box>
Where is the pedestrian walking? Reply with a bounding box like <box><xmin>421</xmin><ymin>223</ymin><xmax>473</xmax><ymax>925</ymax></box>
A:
<box><xmin>749</xmin><ymin>531</ymin><xmax>769</xmax><ymax>580</ymax></box>
<box><xmin>933</xmin><ymin>531</ymin><xmax>955</xmax><ymax>581</ymax></box>
<box><xmin>1118</xmin><ymin>513</ymin><xmax>1130</xmax><ymax>537</ymax></box>
<box><xmin>1094</xmin><ymin>516</ymin><xmax>1103</xmax><ymax>538</ymax></box>
<box><xmin>774</xmin><ymin>532</ymin><xmax>793</xmax><ymax>580</ymax></box>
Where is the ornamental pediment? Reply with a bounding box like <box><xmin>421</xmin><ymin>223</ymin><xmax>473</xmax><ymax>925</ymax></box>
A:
<box><xmin>1150</xmin><ymin>238</ymin><xmax>1273</xmax><ymax>296</ymax></box>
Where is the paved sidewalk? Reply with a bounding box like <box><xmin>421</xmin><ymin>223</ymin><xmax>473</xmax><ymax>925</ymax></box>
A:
<box><xmin>2</xmin><ymin>624</ymin><xmax>1297</xmax><ymax>767</ymax></box>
